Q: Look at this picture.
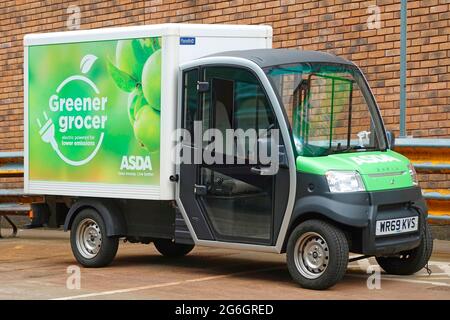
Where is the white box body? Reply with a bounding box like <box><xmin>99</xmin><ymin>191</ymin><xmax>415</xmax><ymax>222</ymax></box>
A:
<box><xmin>24</xmin><ymin>24</ymin><xmax>272</xmax><ymax>200</ymax></box>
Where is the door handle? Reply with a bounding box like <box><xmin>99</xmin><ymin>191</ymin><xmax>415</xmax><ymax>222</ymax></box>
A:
<box><xmin>250</xmin><ymin>166</ymin><xmax>276</xmax><ymax>176</ymax></box>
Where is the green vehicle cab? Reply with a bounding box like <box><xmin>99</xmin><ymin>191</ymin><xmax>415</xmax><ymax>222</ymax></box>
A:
<box><xmin>176</xmin><ymin>49</ymin><xmax>432</xmax><ymax>290</ymax></box>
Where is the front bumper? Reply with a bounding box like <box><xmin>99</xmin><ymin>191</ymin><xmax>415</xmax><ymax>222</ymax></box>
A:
<box><xmin>292</xmin><ymin>173</ymin><xmax>427</xmax><ymax>256</ymax></box>
<box><xmin>359</xmin><ymin>187</ymin><xmax>426</xmax><ymax>256</ymax></box>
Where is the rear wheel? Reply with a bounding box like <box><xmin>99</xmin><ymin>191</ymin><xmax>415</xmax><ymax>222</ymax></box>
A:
<box><xmin>376</xmin><ymin>221</ymin><xmax>433</xmax><ymax>275</ymax></box>
<box><xmin>286</xmin><ymin>219</ymin><xmax>349</xmax><ymax>290</ymax></box>
<box><xmin>70</xmin><ymin>208</ymin><xmax>119</xmax><ymax>267</ymax></box>
<box><xmin>154</xmin><ymin>239</ymin><xmax>194</xmax><ymax>257</ymax></box>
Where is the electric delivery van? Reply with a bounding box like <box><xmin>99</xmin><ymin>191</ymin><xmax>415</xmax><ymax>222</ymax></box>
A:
<box><xmin>24</xmin><ymin>24</ymin><xmax>432</xmax><ymax>290</ymax></box>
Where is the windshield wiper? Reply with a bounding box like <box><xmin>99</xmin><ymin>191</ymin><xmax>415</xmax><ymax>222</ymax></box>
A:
<box><xmin>324</xmin><ymin>145</ymin><xmax>379</xmax><ymax>155</ymax></box>
<box><xmin>339</xmin><ymin>145</ymin><xmax>379</xmax><ymax>153</ymax></box>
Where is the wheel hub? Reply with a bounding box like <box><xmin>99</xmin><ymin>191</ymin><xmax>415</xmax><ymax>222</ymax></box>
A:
<box><xmin>294</xmin><ymin>232</ymin><xmax>330</xmax><ymax>279</ymax></box>
<box><xmin>76</xmin><ymin>218</ymin><xmax>102</xmax><ymax>259</ymax></box>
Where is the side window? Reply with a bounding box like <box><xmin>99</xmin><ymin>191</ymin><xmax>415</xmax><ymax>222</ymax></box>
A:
<box><xmin>183</xmin><ymin>69</ymin><xmax>199</xmax><ymax>143</ymax></box>
<box><xmin>212</xmin><ymin>78</ymin><xmax>234</xmax><ymax>136</ymax></box>
<box><xmin>234</xmin><ymin>81</ymin><xmax>275</xmax><ymax>132</ymax></box>
<box><xmin>204</xmin><ymin>67</ymin><xmax>277</xmax><ymax>161</ymax></box>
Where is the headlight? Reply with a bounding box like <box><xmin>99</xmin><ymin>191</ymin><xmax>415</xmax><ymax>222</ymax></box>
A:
<box><xmin>325</xmin><ymin>171</ymin><xmax>365</xmax><ymax>193</ymax></box>
<box><xmin>408</xmin><ymin>163</ymin><xmax>418</xmax><ymax>186</ymax></box>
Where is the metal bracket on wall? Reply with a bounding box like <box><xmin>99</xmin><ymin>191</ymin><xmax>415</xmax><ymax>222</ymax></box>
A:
<box><xmin>0</xmin><ymin>215</ymin><xmax>18</xmax><ymax>238</ymax></box>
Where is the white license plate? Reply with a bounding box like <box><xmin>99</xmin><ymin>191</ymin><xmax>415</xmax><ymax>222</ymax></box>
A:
<box><xmin>376</xmin><ymin>216</ymin><xmax>418</xmax><ymax>236</ymax></box>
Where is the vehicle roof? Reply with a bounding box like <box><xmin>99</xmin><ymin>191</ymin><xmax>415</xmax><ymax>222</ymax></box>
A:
<box><xmin>24</xmin><ymin>23</ymin><xmax>272</xmax><ymax>46</ymax></box>
<box><xmin>207</xmin><ymin>49</ymin><xmax>355</xmax><ymax>68</ymax></box>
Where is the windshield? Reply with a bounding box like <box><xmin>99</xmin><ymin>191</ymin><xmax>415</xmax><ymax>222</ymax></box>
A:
<box><xmin>266</xmin><ymin>63</ymin><xmax>386</xmax><ymax>157</ymax></box>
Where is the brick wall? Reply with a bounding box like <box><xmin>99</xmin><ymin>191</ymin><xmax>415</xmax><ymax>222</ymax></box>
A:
<box><xmin>0</xmin><ymin>0</ymin><xmax>449</xmax><ymax>189</ymax></box>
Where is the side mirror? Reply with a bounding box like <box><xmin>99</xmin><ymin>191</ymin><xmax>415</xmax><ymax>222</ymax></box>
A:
<box><xmin>386</xmin><ymin>130</ymin><xmax>395</xmax><ymax>149</ymax></box>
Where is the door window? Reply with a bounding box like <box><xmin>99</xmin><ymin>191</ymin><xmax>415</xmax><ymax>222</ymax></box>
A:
<box><xmin>204</xmin><ymin>67</ymin><xmax>276</xmax><ymax>162</ymax></box>
<box><xmin>200</xmin><ymin>167</ymin><xmax>273</xmax><ymax>240</ymax></box>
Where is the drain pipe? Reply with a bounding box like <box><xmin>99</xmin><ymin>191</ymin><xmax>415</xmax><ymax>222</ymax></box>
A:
<box><xmin>399</xmin><ymin>0</ymin><xmax>407</xmax><ymax>137</ymax></box>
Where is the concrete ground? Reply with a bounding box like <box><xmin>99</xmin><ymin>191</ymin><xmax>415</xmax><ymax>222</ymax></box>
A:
<box><xmin>0</xmin><ymin>228</ymin><xmax>449</xmax><ymax>300</ymax></box>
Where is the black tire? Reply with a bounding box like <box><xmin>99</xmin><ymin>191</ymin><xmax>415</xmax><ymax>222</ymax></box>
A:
<box><xmin>154</xmin><ymin>239</ymin><xmax>194</xmax><ymax>257</ymax></box>
<box><xmin>376</xmin><ymin>221</ymin><xmax>433</xmax><ymax>275</ymax></box>
<box><xmin>286</xmin><ymin>219</ymin><xmax>349</xmax><ymax>290</ymax></box>
<box><xmin>70</xmin><ymin>208</ymin><xmax>119</xmax><ymax>268</ymax></box>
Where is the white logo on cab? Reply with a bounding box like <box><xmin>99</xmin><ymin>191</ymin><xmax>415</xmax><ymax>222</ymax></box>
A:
<box><xmin>350</xmin><ymin>155</ymin><xmax>401</xmax><ymax>165</ymax></box>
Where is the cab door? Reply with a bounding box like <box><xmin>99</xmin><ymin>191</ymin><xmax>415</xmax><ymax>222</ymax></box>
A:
<box><xmin>176</xmin><ymin>65</ymin><xmax>290</xmax><ymax>246</ymax></box>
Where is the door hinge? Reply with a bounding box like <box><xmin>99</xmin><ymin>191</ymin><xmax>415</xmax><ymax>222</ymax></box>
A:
<box><xmin>197</xmin><ymin>81</ymin><xmax>209</xmax><ymax>92</ymax></box>
<box><xmin>194</xmin><ymin>184</ymin><xmax>208</xmax><ymax>196</ymax></box>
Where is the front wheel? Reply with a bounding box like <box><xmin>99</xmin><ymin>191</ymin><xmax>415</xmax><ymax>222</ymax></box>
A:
<box><xmin>70</xmin><ymin>208</ymin><xmax>119</xmax><ymax>267</ymax></box>
<box><xmin>154</xmin><ymin>239</ymin><xmax>194</xmax><ymax>257</ymax></box>
<box><xmin>286</xmin><ymin>220</ymin><xmax>349</xmax><ymax>290</ymax></box>
<box><xmin>376</xmin><ymin>221</ymin><xmax>433</xmax><ymax>275</ymax></box>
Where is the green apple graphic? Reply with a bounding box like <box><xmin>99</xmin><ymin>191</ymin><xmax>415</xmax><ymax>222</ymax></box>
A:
<box><xmin>133</xmin><ymin>105</ymin><xmax>160</xmax><ymax>152</ymax></box>
<box><xmin>109</xmin><ymin>38</ymin><xmax>161</xmax><ymax>153</ymax></box>
<box><xmin>142</xmin><ymin>49</ymin><xmax>161</xmax><ymax>111</ymax></box>
<box><xmin>140</xmin><ymin>38</ymin><xmax>160</xmax><ymax>57</ymax></box>
<box><xmin>127</xmin><ymin>88</ymin><xmax>147</xmax><ymax>125</ymax></box>
<box><xmin>115</xmin><ymin>40</ymin><xmax>143</xmax><ymax>81</ymax></box>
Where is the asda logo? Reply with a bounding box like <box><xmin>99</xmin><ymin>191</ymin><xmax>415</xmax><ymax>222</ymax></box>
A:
<box><xmin>120</xmin><ymin>155</ymin><xmax>152</xmax><ymax>171</ymax></box>
<box><xmin>350</xmin><ymin>154</ymin><xmax>401</xmax><ymax>165</ymax></box>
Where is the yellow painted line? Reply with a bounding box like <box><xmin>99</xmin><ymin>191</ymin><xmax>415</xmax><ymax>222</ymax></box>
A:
<box><xmin>52</xmin><ymin>266</ymin><xmax>284</xmax><ymax>300</ymax></box>
<box><xmin>424</xmin><ymin>189</ymin><xmax>450</xmax><ymax>196</ymax></box>
<box><xmin>428</xmin><ymin>211</ymin><xmax>450</xmax><ymax>217</ymax></box>
<box><xmin>0</xmin><ymin>170</ymin><xmax>23</xmax><ymax>175</ymax></box>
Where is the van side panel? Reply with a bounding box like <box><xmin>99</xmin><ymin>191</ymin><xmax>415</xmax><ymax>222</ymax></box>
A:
<box><xmin>24</xmin><ymin>24</ymin><xmax>273</xmax><ymax>201</ymax></box>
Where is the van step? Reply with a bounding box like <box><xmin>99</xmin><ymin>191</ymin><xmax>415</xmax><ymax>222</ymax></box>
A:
<box><xmin>174</xmin><ymin>208</ymin><xmax>194</xmax><ymax>245</ymax></box>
